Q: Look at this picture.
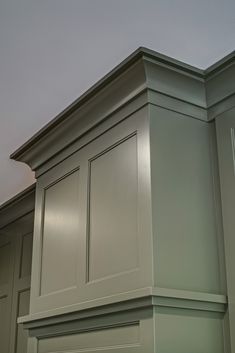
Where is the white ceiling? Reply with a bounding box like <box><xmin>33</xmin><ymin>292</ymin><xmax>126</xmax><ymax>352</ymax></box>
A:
<box><xmin>0</xmin><ymin>0</ymin><xmax>235</xmax><ymax>205</ymax></box>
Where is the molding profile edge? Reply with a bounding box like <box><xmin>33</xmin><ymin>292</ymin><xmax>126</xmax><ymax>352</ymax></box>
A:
<box><xmin>19</xmin><ymin>287</ymin><xmax>227</xmax><ymax>332</ymax></box>
<box><xmin>10</xmin><ymin>48</ymin><xmax>235</xmax><ymax>173</ymax></box>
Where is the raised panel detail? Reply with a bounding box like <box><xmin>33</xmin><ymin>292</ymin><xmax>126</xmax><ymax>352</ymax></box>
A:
<box><xmin>38</xmin><ymin>323</ymin><xmax>140</xmax><ymax>353</ymax></box>
<box><xmin>87</xmin><ymin>135</ymin><xmax>139</xmax><ymax>282</ymax></box>
<box><xmin>29</xmin><ymin>111</ymin><xmax>152</xmax><ymax>314</ymax></box>
<box><xmin>15</xmin><ymin>290</ymin><xmax>30</xmax><ymax>353</ymax></box>
<box><xmin>40</xmin><ymin>169</ymin><xmax>80</xmax><ymax>295</ymax></box>
<box><xmin>0</xmin><ymin>243</ymin><xmax>11</xmax><ymax>285</ymax></box>
<box><xmin>20</xmin><ymin>233</ymin><xmax>33</xmax><ymax>279</ymax></box>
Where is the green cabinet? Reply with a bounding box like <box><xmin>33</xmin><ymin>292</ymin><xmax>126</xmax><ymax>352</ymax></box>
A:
<box><xmin>6</xmin><ymin>47</ymin><xmax>235</xmax><ymax>352</ymax></box>
<box><xmin>0</xmin><ymin>204</ymin><xmax>34</xmax><ymax>353</ymax></box>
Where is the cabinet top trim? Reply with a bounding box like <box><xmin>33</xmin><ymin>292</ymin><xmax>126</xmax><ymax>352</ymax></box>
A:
<box><xmin>10</xmin><ymin>47</ymin><xmax>235</xmax><ymax>170</ymax></box>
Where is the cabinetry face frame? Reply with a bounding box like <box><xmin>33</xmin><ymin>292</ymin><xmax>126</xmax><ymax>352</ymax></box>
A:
<box><xmin>29</xmin><ymin>109</ymin><xmax>153</xmax><ymax>315</ymax></box>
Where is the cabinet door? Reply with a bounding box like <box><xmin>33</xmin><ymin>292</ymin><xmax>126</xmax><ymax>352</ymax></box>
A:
<box><xmin>30</xmin><ymin>110</ymin><xmax>153</xmax><ymax>315</ymax></box>
<box><xmin>216</xmin><ymin>108</ymin><xmax>235</xmax><ymax>352</ymax></box>
<box><xmin>0</xmin><ymin>234</ymin><xmax>15</xmax><ymax>353</ymax></box>
<box><xmin>8</xmin><ymin>213</ymin><xmax>34</xmax><ymax>353</ymax></box>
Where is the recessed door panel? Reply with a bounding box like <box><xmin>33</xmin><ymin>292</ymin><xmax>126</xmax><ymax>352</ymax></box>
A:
<box><xmin>40</xmin><ymin>169</ymin><xmax>80</xmax><ymax>295</ymax></box>
<box><xmin>88</xmin><ymin>135</ymin><xmax>139</xmax><ymax>282</ymax></box>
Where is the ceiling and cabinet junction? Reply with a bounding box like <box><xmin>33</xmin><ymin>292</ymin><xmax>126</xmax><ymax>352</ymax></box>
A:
<box><xmin>1</xmin><ymin>47</ymin><xmax>235</xmax><ymax>353</ymax></box>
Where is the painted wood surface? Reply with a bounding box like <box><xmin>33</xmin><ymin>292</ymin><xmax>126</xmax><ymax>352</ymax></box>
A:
<box><xmin>0</xmin><ymin>233</ymin><xmax>14</xmax><ymax>353</ymax></box>
<box><xmin>30</xmin><ymin>108</ymin><xmax>153</xmax><ymax>315</ymax></box>
<box><xmin>150</xmin><ymin>105</ymin><xmax>225</xmax><ymax>294</ymax></box>
<box><xmin>216</xmin><ymin>108</ymin><xmax>235</xmax><ymax>353</ymax></box>
<box><xmin>4</xmin><ymin>48</ymin><xmax>234</xmax><ymax>352</ymax></box>
<box><xmin>0</xmin><ymin>212</ymin><xmax>34</xmax><ymax>353</ymax></box>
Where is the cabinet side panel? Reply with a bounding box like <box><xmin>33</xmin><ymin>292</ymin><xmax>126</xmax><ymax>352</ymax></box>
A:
<box><xmin>154</xmin><ymin>307</ymin><xmax>224</xmax><ymax>353</ymax></box>
<box><xmin>150</xmin><ymin>105</ymin><xmax>221</xmax><ymax>293</ymax></box>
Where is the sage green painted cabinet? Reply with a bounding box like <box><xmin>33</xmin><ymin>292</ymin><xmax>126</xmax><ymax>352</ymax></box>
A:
<box><xmin>0</xmin><ymin>210</ymin><xmax>34</xmax><ymax>353</ymax></box>
<box><xmin>216</xmin><ymin>107</ymin><xmax>235</xmax><ymax>353</ymax></box>
<box><xmin>154</xmin><ymin>307</ymin><xmax>225</xmax><ymax>353</ymax></box>
<box><xmin>30</xmin><ymin>110</ymin><xmax>153</xmax><ymax>314</ymax></box>
<box><xmin>7</xmin><ymin>48</ymin><xmax>235</xmax><ymax>352</ymax></box>
<box><xmin>150</xmin><ymin>106</ymin><xmax>224</xmax><ymax>294</ymax></box>
<box><xmin>0</xmin><ymin>233</ymin><xmax>14</xmax><ymax>353</ymax></box>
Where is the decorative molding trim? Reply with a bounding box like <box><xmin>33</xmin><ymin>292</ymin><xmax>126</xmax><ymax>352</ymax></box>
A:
<box><xmin>152</xmin><ymin>287</ymin><xmax>227</xmax><ymax>313</ymax></box>
<box><xmin>22</xmin><ymin>299</ymin><xmax>152</xmax><ymax>333</ymax></box>
<box><xmin>152</xmin><ymin>287</ymin><xmax>227</xmax><ymax>304</ymax></box>
<box><xmin>10</xmin><ymin>58</ymin><xmax>147</xmax><ymax>170</ymax></box>
<box><xmin>10</xmin><ymin>47</ymin><xmax>205</xmax><ymax>159</ymax></box>
<box><xmin>205</xmin><ymin>50</ymin><xmax>235</xmax><ymax>79</ymax></box>
<box><xmin>0</xmin><ymin>184</ymin><xmax>35</xmax><ymax>230</ymax></box>
<box><xmin>208</xmin><ymin>94</ymin><xmax>235</xmax><ymax>120</ymax></box>
<box><xmin>35</xmin><ymin>94</ymin><xmax>148</xmax><ymax>177</ymax></box>
<box><xmin>10</xmin><ymin>47</ymin><xmax>235</xmax><ymax>173</ymax></box>
<box><xmin>19</xmin><ymin>287</ymin><xmax>153</xmax><ymax>325</ymax></box>
<box><xmin>29</xmin><ymin>317</ymin><xmax>143</xmax><ymax>345</ymax></box>
<box><xmin>19</xmin><ymin>288</ymin><xmax>227</xmax><ymax>333</ymax></box>
<box><xmin>148</xmin><ymin>89</ymin><xmax>208</xmax><ymax>121</ymax></box>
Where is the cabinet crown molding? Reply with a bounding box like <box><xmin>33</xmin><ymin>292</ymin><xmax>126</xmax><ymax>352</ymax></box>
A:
<box><xmin>10</xmin><ymin>47</ymin><xmax>235</xmax><ymax>171</ymax></box>
<box><xmin>0</xmin><ymin>184</ymin><xmax>35</xmax><ymax>229</ymax></box>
